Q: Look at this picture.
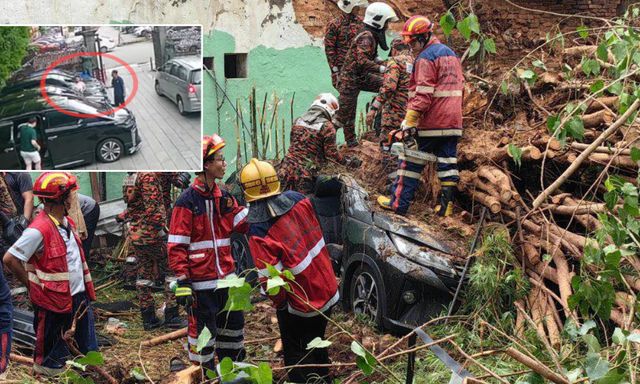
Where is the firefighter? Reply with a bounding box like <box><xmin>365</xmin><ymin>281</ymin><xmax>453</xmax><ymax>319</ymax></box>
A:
<box><xmin>334</xmin><ymin>2</ymin><xmax>398</xmax><ymax>147</ymax></box>
<box><xmin>377</xmin><ymin>15</ymin><xmax>464</xmax><ymax>217</ymax></box>
<box><xmin>365</xmin><ymin>38</ymin><xmax>413</xmax><ymax>136</ymax></box>
<box><xmin>241</xmin><ymin>159</ymin><xmax>339</xmax><ymax>384</ymax></box>
<box><xmin>156</xmin><ymin>172</ymin><xmax>192</xmax><ymax>222</ymax></box>
<box><xmin>278</xmin><ymin>93</ymin><xmax>362</xmax><ymax>194</ymax></box>
<box><xmin>3</xmin><ymin>172</ymin><xmax>97</xmax><ymax>376</ymax></box>
<box><xmin>120</xmin><ymin>172</ymin><xmax>185</xmax><ymax>330</ymax></box>
<box><xmin>324</xmin><ymin>0</ymin><xmax>368</xmax><ymax>89</ymax></box>
<box><xmin>168</xmin><ymin>135</ymin><xmax>248</xmax><ymax>370</ymax></box>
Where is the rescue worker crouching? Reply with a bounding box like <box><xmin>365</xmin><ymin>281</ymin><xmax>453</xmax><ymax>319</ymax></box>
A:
<box><xmin>168</xmin><ymin>134</ymin><xmax>249</xmax><ymax>371</ymax></box>
<box><xmin>334</xmin><ymin>2</ymin><xmax>398</xmax><ymax>147</ymax></box>
<box><xmin>3</xmin><ymin>172</ymin><xmax>98</xmax><ymax>377</ymax></box>
<box><xmin>241</xmin><ymin>159</ymin><xmax>339</xmax><ymax>384</ymax></box>
<box><xmin>377</xmin><ymin>15</ymin><xmax>464</xmax><ymax>217</ymax></box>
<box><xmin>279</xmin><ymin>93</ymin><xmax>361</xmax><ymax>194</ymax></box>
<box><xmin>324</xmin><ymin>0</ymin><xmax>368</xmax><ymax>89</ymax></box>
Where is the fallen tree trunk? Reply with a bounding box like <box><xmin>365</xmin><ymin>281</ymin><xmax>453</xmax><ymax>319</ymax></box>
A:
<box><xmin>141</xmin><ymin>328</ymin><xmax>188</xmax><ymax>347</ymax></box>
<box><xmin>582</xmin><ymin>109</ymin><xmax>615</xmax><ymax>128</ymax></box>
<box><xmin>504</xmin><ymin>347</ymin><xmax>569</xmax><ymax>384</ymax></box>
<box><xmin>585</xmin><ymin>96</ymin><xmax>619</xmax><ymax>113</ymax></box>
<box><xmin>10</xmin><ymin>353</ymin><xmax>33</xmax><ymax>366</ymax></box>
<box><xmin>589</xmin><ymin>153</ymin><xmax>638</xmax><ymax>169</ymax></box>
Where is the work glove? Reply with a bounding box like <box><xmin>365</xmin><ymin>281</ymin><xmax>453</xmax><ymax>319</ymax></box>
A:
<box><xmin>175</xmin><ymin>281</ymin><xmax>193</xmax><ymax>307</ymax></box>
<box><xmin>379</xmin><ymin>65</ymin><xmax>387</xmax><ymax>73</ymax></box>
<box><xmin>174</xmin><ymin>172</ymin><xmax>191</xmax><ymax>189</ymax></box>
<box><xmin>345</xmin><ymin>156</ymin><xmax>362</xmax><ymax>169</ymax></box>
<box><xmin>401</xmin><ymin>110</ymin><xmax>420</xmax><ymax>132</ymax></box>
<box><xmin>15</xmin><ymin>215</ymin><xmax>29</xmax><ymax>232</ymax></box>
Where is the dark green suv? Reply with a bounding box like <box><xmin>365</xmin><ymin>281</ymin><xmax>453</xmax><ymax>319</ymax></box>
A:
<box><xmin>0</xmin><ymin>91</ymin><xmax>141</xmax><ymax>169</ymax></box>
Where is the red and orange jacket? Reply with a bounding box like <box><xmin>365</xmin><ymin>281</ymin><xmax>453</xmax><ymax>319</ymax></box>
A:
<box><xmin>167</xmin><ymin>178</ymin><xmax>248</xmax><ymax>290</ymax></box>
<box><xmin>27</xmin><ymin>211</ymin><xmax>96</xmax><ymax>313</ymax></box>
<box><xmin>247</xmin><ymin>191</ymin><xmax>339</xmax><ymax>317</ymax></box>
<box><xmin>408</xmin><ymin>37</ymin><xmax>465</xmax><ymax>137</ymax></box>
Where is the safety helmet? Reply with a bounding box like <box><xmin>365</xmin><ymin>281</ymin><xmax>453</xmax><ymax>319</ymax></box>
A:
<box><xmin>390</xmin><ymin>37</ymin><xmax>411</xmax><ymax>55</ymax></box>
<box><xmin>202</xmin><ymin>134</ymin><xmax>225</xmax><ymax>162</ymax></box>
<box><xmin>363</xmin><ymin>2</ymin><xmax>398</xmax><ymax>30</ymax></box>
<box><xmin>337</xmin><ymin>0</ymin><xmax>368</xmax><ymax>14</ymax></box>
<box><xmin>401</xmin><ymin>15</ymin><xmax>434</xmax><ymax>43</ymax></box>
<box><xmin>33</xmin><ymin>172</ymin><xmax>78</xmax><ymax>202</ymax></box>
<box><xmin>240</xmin><ymin>158</ymin><xmax>281</xmax><ymax>202</ymax></box>
<box><xmin>310</xmin><ymin>93</ymin><xmax>339</xmax><ymax>117</ymax></box>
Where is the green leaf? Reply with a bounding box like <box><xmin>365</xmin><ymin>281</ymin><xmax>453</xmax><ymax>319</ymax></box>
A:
<box><xmin>577</xmin><ymin>25</ymin><xmax>589</xmax><ymax>39</ymax></box>
<box><xmin>547</xmin><ymin>115</ymin><xmax>560</xmax><ymax>134</ymax></box>
<box><xmin>130</xmin><ymin>368</ymin><xmax>146</xmax><ymax>381</ymax></box>
<box><xmin>456</xmin><ymin>18</ymin><xmax>472</xmax><ymax>40</ymax></box>
<box><xmin>532</xmin><ymin>60</ymin><xmax>546</xmax><ymax>70</ymax></box>
<box><xmin>440</xmin><ymin>11</ymin><xmax>456</xmax><ymax>37</ymax></box>
<box><xmin>246</xmin><ymin>363</ymin><xmax>273</xmax><ymax>384</ymax></box>
<box><xmin>66</xmin><ymin>360</ymin><xmax>87</xmax><ymax>371</ymax></box>
<box><xmin>351</xmin><ymin>341</ymin><xmax>376</xmax><ymax>376</ymax></box>
<box><xmin>583</xmin><ymin>334</ymin><xmax>601</xmax><ymax>353</ymax></box>
<box><xmin>579</xmin><ymin>320</ymin><xmax>597</xmax><ymax>335</ymax></box>
<box><xmin>608</xmin><ymin>81</ymin><xmax>623</xmax><ymax>95</ymax></box>
<box><xmin>565</xmin><ymin>367</ymin><xmax>583</xmax><ymax>382</ymax></box>
<box><xmin>631</xmin><ymin>147</ymin><xmax>640</xmax><ymax>162</ymax></box>
<box><xmin>217</xmin><ymin>274</ymin><xmax>246</xmax><ymax>289</ymax></box>
<box><xmin>590</xmin><ymin>80</ymin><xmax>605</xmax><ymax>93</ymax></box>
<box><xmin>206</xmin><ymin>368</ymin><xmax>219</xmax><ymax>379</ymax></box>
<box><xmin>196</xmin><ymin>326</ymin><xmax>212</xmax><ymax>353</ymax></box>
<box><xmin>76</xmin><ymin>351</ymin><xmax>104</xmax><ymax>366</ymax></box>
<box><xmin>266</xmin><ymin>263</ymin><xmax>282</xmax><ymax>278</ymax></box>
<box><xmin>483</xmin><ymin>38</ymin><xmax>496</xmax><ymax>54</ymax></box>
<box><xmin>307</xmin><ymin>337</ymin><xmax>333</xmax><ymax>350</ymax></box>
<box><xmin>508</xmin><ymin>144</ymin><xmax>522</xmax><ymax>167</ymax></box>
<box><xmin>283</xmin><ymin>270</ymin><xmax>295</xmax><ymax>281</ymax></box>
<box><xmin>627</xmin><ymin>333</ymin><xmax>640</xmax><ymax>343</ymax></box>
<box><xmin>224</xmin><ymin>282</ymin><xmax>254</xmax><ymax>311</ymax></box>
<box><xmin>612</xmin><ymin>328</ymin><xmax>626</xmax><ymax>345</ymax></box>
<box><xmin>597</xmin><ymin>43</ymin><xmax>609</xmax><ymax>62</ymax></box>
<box><xmin>467</xmin><ymin>14</ymin><xmax>480</xmax><ymax>34</ymax></box>
<box><xmin>500</xmin><ymin>80</ymin><xmax>509</xmax><ymax>95</ymax></box>
<box><xmin>566</xmin><ymin>117</ymin><xmax>585</xmax><ymax>140</ymax></box>
<box><xmin>218</xmin><ymin>357</ymin><xmax>238</xmax><ymax>382</ymax></box>
<box><xmin>520</xmin><ymin>69</ymin><xmax>536</xmax><ymax>80</ymax></box>
<box><xmin>351</xmin><ymin>341</ymin><xmax>366</xmax><ymax>357</ymax></box>
<box><xmin>582</xmin><ymin>59</ymin><xmax>601</xmax><ymax>76</ymax></box>
<box><xmin>266</xmin><ymin>275</ymin><xmax>287</xmax><ymax>295</ymax></box>
<box><xmin>585</xmin><ymin>352</ymin><xmax>609</xmax><ymax>381</ymax></box>
<box><xmin>468</xmin><ymin>39</ymin><xmax>481</xmax><ymax>58</ymax></box>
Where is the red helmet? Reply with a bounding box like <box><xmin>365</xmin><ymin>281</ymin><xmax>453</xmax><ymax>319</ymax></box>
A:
<box><xmin>202</xmin><ymin>134</ymin><xmax>226</xmax><ymax>162</ymax></box>
<box><xmin>401</xmin><ymin>15</ymin><xmax>434</xmax><ymax>43</ymax></box>
<box><xmin>33</xmin><ymin>172</ymin><xmax>78</xmax><ymax>201</ymax></box>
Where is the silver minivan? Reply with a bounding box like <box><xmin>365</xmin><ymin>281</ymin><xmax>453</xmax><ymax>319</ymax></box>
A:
<box><xmin>154</xmin><ymin>56</ymin><xmax>202</xmax><ymax>115</ymax></box>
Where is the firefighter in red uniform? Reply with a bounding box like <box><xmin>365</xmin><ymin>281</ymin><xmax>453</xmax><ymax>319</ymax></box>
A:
<box><xmin>168</xmin><ymin>134</ymin><xmax>249</xmax><ymax>370</ymax></box>
<box><xmin>3</xmin><ymin>172</ymin><xmax>97</xmax><ymax>377</ymax></box>
<box><xmin>241</xmin><ymin>159</ymin><xmax>339</xmax><ymax>384</ymax></box>
<box><xmin>378</xmin><ymin>15</ymin><xmax>464</xmax><ymax>216</ymax></box>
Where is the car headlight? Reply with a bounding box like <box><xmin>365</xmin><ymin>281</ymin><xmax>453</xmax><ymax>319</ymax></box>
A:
<box><xmin>402</xmin><ymin>290</ymin><xmax>418</xmax><ymax>304</ymax></box>
<box><xmin>389</xmin><ymin>233</ymin><xmax>457</xmax><ymax>278</ymax></box>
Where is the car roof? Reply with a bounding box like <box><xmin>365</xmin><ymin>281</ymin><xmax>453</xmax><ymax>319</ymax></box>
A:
<box><xmin>0</xmin><ymin>89</ymin><xmax>111</xmax><ymax>119</ymax></box>
<box><xmin>167</xmin><ymin>56</ymin><xmax>201</xmax><ymax>70</ymax></box>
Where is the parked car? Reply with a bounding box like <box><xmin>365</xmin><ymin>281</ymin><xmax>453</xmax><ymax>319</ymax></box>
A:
<box><xmin>0</xmin><ymin>92</ymin><xmax>141</xmax><ymax>169</ymax></box>
<box><xmin>97</xmin><ymin>36</ymin><xmax>116</xmax><ymax>52</ymax></box>
<box><xmin>4</xmin><ymin>69</ymin><xmax>109</xmax><ymax>101</ymax></box>
<box><xmin>227</xmin><ymin>175</ymin><xmax>466</xmax><ymax>331</ymax></box>
<box><xmin>155</xmin><ymin>56</ymin><xmax>202</xmax><ymax>115</ymax></box>
<box><xmin>134</xmin><ymin>26</ymin><xmax>152</xmax><ymax>38</ymax></box>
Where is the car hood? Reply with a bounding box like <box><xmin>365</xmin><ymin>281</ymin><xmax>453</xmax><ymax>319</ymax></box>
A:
<box><xmin>372</xmin><ymin>214</ymin><xmax>452</xmax><ymax>254</ymax></box>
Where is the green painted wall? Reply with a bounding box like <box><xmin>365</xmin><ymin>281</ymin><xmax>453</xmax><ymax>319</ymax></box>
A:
<box><xmin>202</xmin><ymin>30</ymin><xmax>380</xmax><ymax>175</ymax></box>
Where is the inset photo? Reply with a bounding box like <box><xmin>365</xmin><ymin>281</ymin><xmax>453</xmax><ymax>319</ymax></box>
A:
<box><xmin>0</xmin><ymin>25</ymin><xmax>202</xmax><ymax>171</ymax></box>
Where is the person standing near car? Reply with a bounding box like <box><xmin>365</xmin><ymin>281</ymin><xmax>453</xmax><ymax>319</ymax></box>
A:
<box><xmin>167</xmin><ymin>135</ymin><xmax>248</xmax><ymax>370</ymax></box>
<box><xmin>240</xmin><ymin>159</ymin><xmax>339</xmax><ymax>384</ymax></box>
<box><xmin>18</xmin><ymin>117</ymin><xmax>42</xmax><ymax>171</ymax></box>
<box><xmin>111</xmin><ymin>70</ymin><xmax>125</xmax><ymax>107</ymax></box>
<box><xmin>2</xmin><ymin>172</ymin><xmax>98</xmax><ymax>377</ymax></box>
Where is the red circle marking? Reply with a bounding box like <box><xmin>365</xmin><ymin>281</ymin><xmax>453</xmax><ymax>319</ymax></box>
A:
<box><xmin>39</xmin><ymin>51</ymin><xmax>139</xmax><ymax>118</ymax></box>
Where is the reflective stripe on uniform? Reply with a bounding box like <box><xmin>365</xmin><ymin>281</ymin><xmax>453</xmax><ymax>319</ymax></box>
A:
<box><xmin>258</xmin><ymin>261</ymin><xmax>283</xmax><ymax>277</ymax></box>
<box><xmin>135</xmin><ymin>279</ymin><xmax>154</xmax><ymax>287</ymax></box>
<box><xmin>217</xmin><ymin>328</ymin><xmax>244</xmax><ymax>337</ymax></box>
<box><xmin>125</xmin><ymin>257</ymin><xmax>137</xmax><ymax>263</ymax></box>
<box><xmin>168</xmin><ymin>234</ymin><xmax>191</xmax><ymax>244</ymax></box>
<box><xmin>233</xmin><ymin>208</ymin><xmax>248</xmax><ymax>227</ymax></box>
<box><xmin>188</xmin><ymin>351</ymin><xmax>214</xmax><ymax>363</ymax></box>
<box><xmin>415</xmin><ymin>85</ymin><xmax>434</xmax><ymax>94</ymax></box>
<box><xmin>437</xmin><ymin>169</ymin><xmax>460</xmax><ymax>178</ymax></box>
<box><xmin>30</xmin><ymin>269</ymin><xmax>70</xmax><ymax>282</ymax></box>
<box><xmin>287</xmin><ymin>291</ymin><xmax>340</xmax><ymax>318</ymax></box>
<box><xmin>84</xmin><ymin>273</ymin><xmax>92</xmax><ymax>283</ymax></box>
<box><xmin>437</xmin><ymin>157</ymin><xmax>458</xmax><ymax>164</ymax></box>
<box><xmin>434</xmin><ymin>90</ymin><xmax>463</xmax><ymax>97</ymax></box>
<box><xmin>189</xmin><ymin>239</ymin><xmax>230</xmax><ymax>251</ymax></box>
<box><xmin>192</xmin><ymin>280</ymin><xmax>218</xmax><ymax>290</ymax></box>
<box><xmin>417</xmin><ymin>129</ymin><xmax>462</xmax><ymax>137</ymax></box>
<box><xmin>216</xmin><ymin>341</ymin><xmax>244</xmax><ymax>350</ymax></box>
<box><xmin>399</xmin><ymin>153</ymin><xmax>429</xmax><ymax>165</ymax></box>
<box><xmin>397</xmin><ymin>170</ymin><xmax>422</xmax><ymax>179</ymax></box>
<box><xmin>188</xmin><ymin>336</ymin><xmax>215</xmax><ymax>348</ymax></box>
<box><xmin>289</xmin><ymin>238</ymin><xmax>325</xmax><ymax>276</ymax></box>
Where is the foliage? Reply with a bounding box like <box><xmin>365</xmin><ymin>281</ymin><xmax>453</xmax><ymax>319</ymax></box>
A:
<box><xmin>439</xmin><ymin>9</ymin><xmax>496</xmax><ymax>60</ymax></box>
<box><xmin>0</xmin><ymin>26</ymin><xmax>31</xmax><ymax>89</ymax></box>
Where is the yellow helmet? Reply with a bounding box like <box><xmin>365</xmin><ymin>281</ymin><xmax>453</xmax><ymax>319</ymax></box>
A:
<box><xmin>240</xmin><ymin>158</ymin><xmax>281</xmax><ymax>202</ymax></box>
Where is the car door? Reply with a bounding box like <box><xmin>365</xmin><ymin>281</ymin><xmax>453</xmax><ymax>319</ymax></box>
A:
<box><xmin>158</xmin><ymin>62</ymin><xmax>170</xmax><ymax>95</ymax></box>
<box><xmin>168</xmin><ymin>63</ymin><xmax>183</xmax><ymax>101</ymax></box>
<box><xmin>0</xmin><ymin>122</ymin><xmax>21</xmax><ymax>169</ymax></box>
<box><xmin>43</xmin><ymin>111</ymin><xmax>93</xmax><ymax>168</ymax></box>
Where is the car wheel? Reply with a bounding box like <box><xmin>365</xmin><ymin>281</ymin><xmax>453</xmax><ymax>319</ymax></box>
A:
<box><xmin>177</xmin><ymin>96</ymin><xmax>187</xmax><ymax>115</ymax></box>
<box><xmin>232</xmin><ymin>233</ymin><xmax>257</xmax><ymax>286</ymax></box>
<box><xmin>155</xmin><ymin>81</ymin><xmax>163</xmax><ymax>96</ymax></box>
<box><xmin>349</xmin><ymin>264</ymin><xmax>384</xmax><ymax>328</ymax></box>
<box><xmin>97</xmin><ymin>138</ymin><xmax>123</xmax><ymax>163</ymax></box>
<box><xmin>100</xmin><ymin>46</ymin><xmax>108</xmax><ymax>53</ymax></box>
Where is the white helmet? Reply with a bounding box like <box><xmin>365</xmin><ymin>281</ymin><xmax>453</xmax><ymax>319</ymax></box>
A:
<box><xmin>364</xmin><ymin>2</ymin><xmax>398</xmax><ymax>29</ymax></box>
<box><xmin>338</xmin><ymin>0</ymin><xmax>368</xmax><ymax>14</ymax></box>
<box><xmin>311</xmin><ymin>93</ymin><xmax>339</xmax><ymax>117</ymax></box>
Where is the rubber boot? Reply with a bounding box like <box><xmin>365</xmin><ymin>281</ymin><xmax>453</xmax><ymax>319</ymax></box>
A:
<box><xmin>164</xmin><ymin>306</ymin><xmax>188</xmax><ymax>329</ymax></box>
<box><xmin>435</xmin><ymin>186</ymin><xmax>455</xmax><ymax>217</ymax></box>
<box><xmin>141</xmin><ymin>306</ymin><xmax>163</xmax><ymax>331</ymax></box>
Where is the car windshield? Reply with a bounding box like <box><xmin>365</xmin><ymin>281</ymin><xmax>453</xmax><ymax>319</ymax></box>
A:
<box><xmin>57</xmin><ymin>97</ymin><xmax>113</xmax><ymax>117</ymax></box>
<box><xmin>191</xmin><ymin>69</ymin><xmax>201</xmax><ymax>85</ymax></box>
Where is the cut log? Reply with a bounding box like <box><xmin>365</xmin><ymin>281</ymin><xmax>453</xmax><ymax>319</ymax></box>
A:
<box><xmin>563</xmin><ymin>45</ymin><xmax>614</xmax><ymax>63</ymax></box>
<box><xmin>169</xmin><ymin>365</ymin><xmax>202</xmax><ymax>384</ymax></box>
<box><xmin>571</xmin><ymin>142</ymin><xmax>632</xmax><ymax>156</ymax></box>
<box><xmin>589</xmin><ymin>153</ymin><xmax>638</xmax><ymax>169</ymax></box>
<box><xmin>490</xmin><ymin>145</ymin><xmax>542</xmax><ymax>162</ymax></box>
<box><xmin>504</xmin><ymin>348</ymin><xmax>569</xmax><ymax>384</ymax></box>
<box><xmin>141</xmin><ymin>328</ymin><xmax>187</xmax><ymax>347</ymax></box>
<box><xmin>469</xmin><ymin>189</ymin><xmax>502</xmax><ymax>213</ymax></box>
<box><xmin>551</xmin><ymin>193</ymin><xmax>573</xmax><ymax>205</ymax></box>
<box><xmin>585</xmin><ymin>96</ymin><xmax>619</xmax><ymax>113</ymax></box>
<box><xmin>532</xmin><ymin>136</ymin><xmax>562</xmax><ymax>151</ymax></box>
<box><xmin>544</xmin><ymin>202</ymin><xmax>612</xmax><ymax>215</ymax></box>
<box><xmin>582</xmin><ymin>109</ymin><xmax>615</xmax><ymax>128</ymax></box>
<box><xmin>10</xmin><ymin>353</ymin><xmax>33</xmax><ymax>366</ymax></box>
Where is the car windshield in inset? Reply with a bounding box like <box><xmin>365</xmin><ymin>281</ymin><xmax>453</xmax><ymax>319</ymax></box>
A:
<box><xmin>191</xmin><ymin>69</ymin><xmax>201</xmax><ymax>85</ymax></box>
<box><xmin>55</xmin><ymin>97</ymin><xmax>114</xmax><ymax>117</ymax></box>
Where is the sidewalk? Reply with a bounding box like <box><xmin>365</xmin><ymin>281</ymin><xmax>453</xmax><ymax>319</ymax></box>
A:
<box><xmin>76</xmin><ymin>64</ymin><xmax>201</xmax><ymax>171</ymax></box>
